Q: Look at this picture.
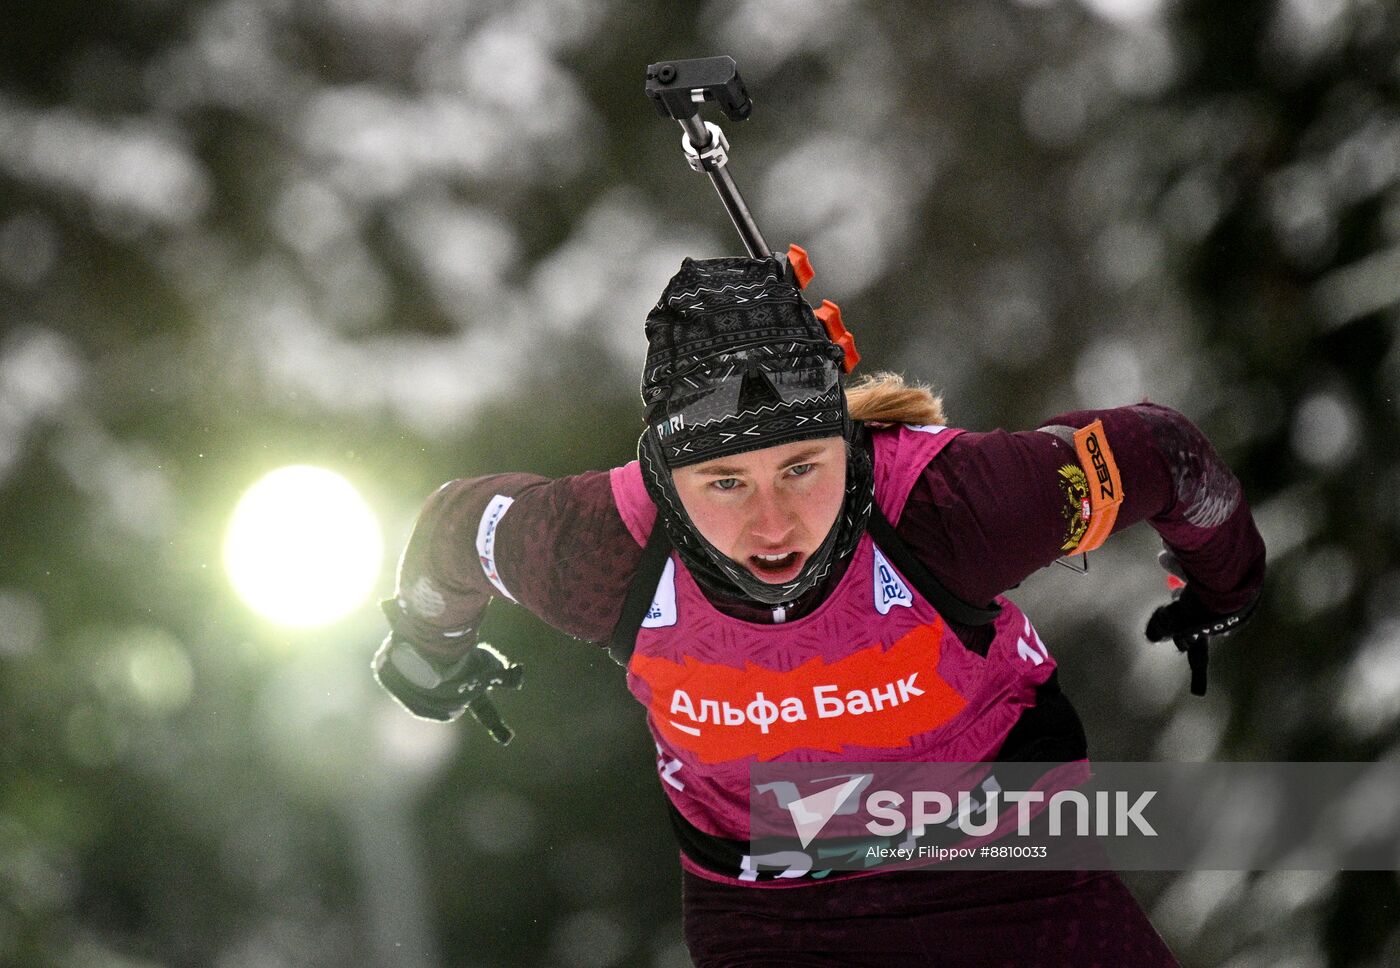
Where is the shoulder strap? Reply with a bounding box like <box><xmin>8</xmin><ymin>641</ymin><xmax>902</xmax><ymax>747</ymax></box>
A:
<box><xmin>607</xmin><ymin>523</ymin><xmax>673</xmax><ymax>668</ymax></box>
<box><xmin>865</xmin><ymin>503</ymin><xmax>1002</xmax><ymax>626</ymax></box>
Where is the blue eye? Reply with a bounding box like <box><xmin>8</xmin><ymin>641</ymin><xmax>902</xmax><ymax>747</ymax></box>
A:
<box><xmin>713</xmin><ymin>478</ymin><xmax>741</xmax><ymax>491</ymax></box>
<box><xmin>789</xmin><ymin>463</ymin><xmax>814</xmax><ymax>477</ymax></box>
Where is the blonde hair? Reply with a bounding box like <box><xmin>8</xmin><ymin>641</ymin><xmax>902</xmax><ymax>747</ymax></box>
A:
<box><xmin>846</xmin><ymin>371</ymin><xmax>946</xmax><ymax>426</ymax></box>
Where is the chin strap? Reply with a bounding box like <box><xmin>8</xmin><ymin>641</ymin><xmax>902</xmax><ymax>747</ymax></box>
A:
<box><xmin>636</xmin><ymin>425</ymin><xmax>873</xmax><ymax>608</ymax></box>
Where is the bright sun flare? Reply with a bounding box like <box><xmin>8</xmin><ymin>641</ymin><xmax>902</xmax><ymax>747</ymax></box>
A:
<box><xmin>223</xmin><ymin>465</ymin><xmax>383</xmax><ymax>628</ymax></box>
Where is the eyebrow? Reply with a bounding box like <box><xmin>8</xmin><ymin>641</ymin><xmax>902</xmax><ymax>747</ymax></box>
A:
<box><xmin>694</xmin><ymin>447</ymin><xmax>828</xmax><ymax>477</ymax></box>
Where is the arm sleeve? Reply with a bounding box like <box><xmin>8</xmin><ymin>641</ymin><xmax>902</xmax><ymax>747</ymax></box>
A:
<box><xmin>392</xmin><ymin>469</ymin><xmax>641</xmax><ymax>658</ymax></box>
<box><xmin>899</xmin><ymin>403</ymin><xmax>1265</xmax><ymax>612</ymax></box>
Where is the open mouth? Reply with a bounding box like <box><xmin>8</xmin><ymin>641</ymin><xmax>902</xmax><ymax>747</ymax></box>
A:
<box><xmin>747</xmin><ymin>551</ymin><xmax>802</xmax><ymax>579</ymax></box>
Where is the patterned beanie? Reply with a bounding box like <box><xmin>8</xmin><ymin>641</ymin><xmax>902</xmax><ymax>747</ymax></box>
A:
<box><xmin>640</xmin><ymin>256</ymin><xmax>847</xmax><ymax>467</ymax></box>
<box><xmin>637</xmin><ymin>256</ymin><xmax>873</xmax><ymax>606</ymax></box>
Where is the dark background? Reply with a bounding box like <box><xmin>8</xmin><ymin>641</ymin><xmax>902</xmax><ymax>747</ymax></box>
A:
<box><xmin>2</xmin><ymin>0</ymin><xmax>1398</xmax><ymax>965</ymax></box>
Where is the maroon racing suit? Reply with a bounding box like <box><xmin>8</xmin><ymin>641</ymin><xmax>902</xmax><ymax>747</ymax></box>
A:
<box><xmin>391</xmin><ymin>403</ymin><xmax>1265</xmax><ymax>966</ymax></box>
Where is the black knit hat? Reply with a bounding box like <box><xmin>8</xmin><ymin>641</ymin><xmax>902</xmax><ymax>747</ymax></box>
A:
<box><xmin>636</xmin><ymin>256</ymin><xmax>872</xmax><ymax>607</ymax></box>
<box><xmin>641</xmin><ymin>256</ymin><xmax>847</xmax><ymax>468</ymax></box>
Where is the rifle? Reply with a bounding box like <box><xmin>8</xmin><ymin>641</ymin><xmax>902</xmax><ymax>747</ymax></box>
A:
<box><xmin>645</xmin><ymin>56</ymin><xmax>859</xmax><ymax>373</ymax></box>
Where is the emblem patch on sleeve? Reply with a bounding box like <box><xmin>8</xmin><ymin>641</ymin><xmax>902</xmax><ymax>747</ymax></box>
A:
<box><xmin>1055</xmin><ymin>464</ymin><xmax>1092</xmax><ymax>552</ymax></box>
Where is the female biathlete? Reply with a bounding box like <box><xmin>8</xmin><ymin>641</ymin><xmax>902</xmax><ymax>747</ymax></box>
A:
<box><xmin>374</xmin><ymin>256</ymin><xmax>1265</xmax><ymax>966</ymax></box>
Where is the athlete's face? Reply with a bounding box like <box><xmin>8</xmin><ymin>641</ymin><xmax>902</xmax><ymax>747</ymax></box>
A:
<box><xmin>671</xmin><ymin>437</ymin><xmax>847</xmax><ymax>586</ymax></box>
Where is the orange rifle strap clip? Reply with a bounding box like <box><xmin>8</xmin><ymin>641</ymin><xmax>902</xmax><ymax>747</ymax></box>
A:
<box><xmin>786</xmin><ymin>244</ymin><xmax>860</xmax><ymax>373</ymax></box>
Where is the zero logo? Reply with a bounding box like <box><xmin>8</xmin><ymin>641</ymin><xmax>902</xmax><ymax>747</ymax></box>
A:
<box><xmin>1070</xmin><ymin>420</ymin><xmax>1124</xmax><ymax>554</ymax></box>
<box><xmin>1084</xmin><ymin>432</ymin><xmax>1115</xmax><ymax>501</ymax></box>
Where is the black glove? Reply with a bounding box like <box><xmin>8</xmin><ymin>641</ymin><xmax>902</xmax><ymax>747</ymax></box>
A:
<box><xmin>1145</xmin><ymin>551</ymin><xmax>1258</xmax><ymax>697</ymax></box>
<box><xmin>373</xmin><ymin>598</ymin><xmax>524</xmax><ymax>743</ymax></box>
